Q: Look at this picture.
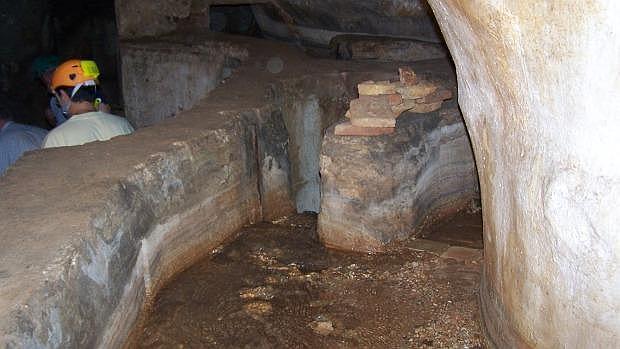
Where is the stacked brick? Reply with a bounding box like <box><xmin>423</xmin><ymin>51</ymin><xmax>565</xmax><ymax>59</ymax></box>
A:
<box><xmin>335</xmin><ymin>67</ymin><xmax>453</xmax><ymax>136</ymax></box>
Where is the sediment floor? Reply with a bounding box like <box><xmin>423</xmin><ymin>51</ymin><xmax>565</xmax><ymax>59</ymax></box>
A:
<box><xmin>127</xmin><ymin>212</ymin><xmax>483</xmax><ymax>348</ymax></box>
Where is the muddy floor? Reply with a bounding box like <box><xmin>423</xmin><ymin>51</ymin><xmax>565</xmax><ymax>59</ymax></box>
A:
<box><xmin>126</xmin><ymin>212</ymin><xmax>484</xmax><ymax>348</ymax></box>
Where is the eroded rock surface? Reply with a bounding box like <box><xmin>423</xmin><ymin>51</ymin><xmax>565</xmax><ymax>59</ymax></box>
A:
<box><xmin>0</xmin><ymin>33</ymin><xmax>444</xmax><ymax>348</ymax></box>
<box><xmin>428</xmin><ymin>0</ymin><xmax>620</xmax><ymax>347</ymax></box>
<box><xmin>319</xmin><ymin>105</ymin><xmax>478</xmax><ymax>252</ymax></box>
<box><xmin>254</xmin><ymin>0</ymin><xmax>443</xmax><ymax>45</ymax></box>
<box><xmin>116</xmin><ymin>0</ymin><xmax>443</xmax><ymax>45</ymax></box>
<box><xmin>120</xmin><ymin>39</ymin><xmax>248</xmax><ymax>128</ymax></box>
<box><xmin>330</xmin><ymin>35</ymin><xmax>449</xmax><ymax>62</ymax></box>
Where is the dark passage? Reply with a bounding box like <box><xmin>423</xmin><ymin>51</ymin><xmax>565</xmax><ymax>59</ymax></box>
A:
<box><xmin>126</xmin><ymin>213</ymin><xmax>483</xmax><ymax>348</ymax></box>
<box><xmin>209</xmin><ymin>5</ymin><xmax>262</xmax><ymax>37</ymax></box>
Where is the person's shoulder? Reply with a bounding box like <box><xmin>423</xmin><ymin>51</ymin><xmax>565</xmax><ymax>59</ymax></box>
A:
<box><xmin>4</xmin><ymin>123</ymin><xmax>47</xmax><ymax>139</ymax></box>
<box><xmin>86</xmin><ymin>111</ymin><xmax>122</xmax><ymax>121</ymax></box>
<box><xmin>42</xmin><ymin>125</ymin><xmax>73</xmax><ymax>148</ymax></box>
<box><xmin>6</xmin><ymin>122</ymin><xmax>46</xmax><ymax>133</ymax></box>
<box><xmin>97</xmin><ymin>112</ymin><xmax>134</xmax><ymax>129</ymax></box>
<box><xmin>42</xmin><ymin>119</ymin><xmax>77</xmax><ymax>145</ymax></box>
<box><xmin>96</xmin><ymin>111</ymin><xmax>125</xmax><ymax>119</ymax></box>
<box><xmin>42</xmin><ymin>127</ymin><xmax>61</xmax><ymax>144</ymax></box>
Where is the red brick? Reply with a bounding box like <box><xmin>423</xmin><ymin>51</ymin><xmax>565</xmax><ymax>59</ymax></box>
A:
<box><xmin>334</xmin><ymin>121</ymin><xmax>395</xmax><ymax>136</ymax></box>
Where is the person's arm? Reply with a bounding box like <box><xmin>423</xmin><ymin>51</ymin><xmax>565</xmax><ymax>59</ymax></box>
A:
<box><xmin>0</xmin><ymin>134</ymin><xmax>35</xmax><ymax>174</ymax></box>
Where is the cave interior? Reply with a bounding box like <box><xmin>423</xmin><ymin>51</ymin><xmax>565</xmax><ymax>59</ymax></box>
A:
<box><xmin>0</xmin><ymin>1</ymin><xmax>618</xmax><ymax>348</ymax></box>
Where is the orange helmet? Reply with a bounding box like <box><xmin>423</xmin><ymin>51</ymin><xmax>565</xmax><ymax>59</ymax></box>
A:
<box><xmin>50</xmin><ymin>59</ymin><xmax>100</xmax><ymax>91</ymax></box>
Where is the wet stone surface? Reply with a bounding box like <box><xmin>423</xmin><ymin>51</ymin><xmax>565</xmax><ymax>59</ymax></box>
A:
<box><xmin>127</xmin><ymin>213</ymin><xmax>484</xmax><ymax>348</ymax></box>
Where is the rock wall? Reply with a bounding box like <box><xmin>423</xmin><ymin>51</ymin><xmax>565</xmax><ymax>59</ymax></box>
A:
<box><xmin>115</xmin><ymin>0</ymin><xmax>263</xmax><ymax>40</ymax></box>
<box><xmin>115</xmin><ymin>0</ymin><xmax>442</xmax><ymax>45</ymax></box>
<box><xmin>428</xmin><ymin>0</ymin><xmax>620</xmax><ymax>347</ymax></box>
<box><xmin>319</xmin><ymin>106</ymin><xmax>478</xmax><ymax>252</ymax></box>
<box><xmin>253</xmin><ymin>0</ymin><xmax>443</xmax><ymax>45</ymax></box>
<box><xmin>115</xmin><ymin>0</ymin><xmax>203</xmax><ymax>40</ymax></box>
<box><xmin>0</xmin><ymin>33</ymin><xmax>427</xmax><ymax>347</ymax></box>
<box><xmin>272</xmin><ymin>74</ymin><xmax>392</xmax><ymax>213</ymax></box>
<box><xmin>120</xmin><ymin>33</ymin><xmax>396</xmax><ymax>213</ymax></box>
<box><xmin>120</xmin><ymin>39</ymin><xmax>248</xmax><ymax>127</ymax></box>
<box><xmin>0</xmin><ymin>114</ymin><xmax>262</xmax><ymax>348</ymax></box>
<box><xmin>329</xmin><ymin>35</ymin><xmax>449</xmax><ymax>62</ymax></box>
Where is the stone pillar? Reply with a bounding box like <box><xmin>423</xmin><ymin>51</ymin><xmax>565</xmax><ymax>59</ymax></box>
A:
<box><xmin>428</xmin><ymin>1</ymin><xmax>620</xmax><ymax>347</ymax></box>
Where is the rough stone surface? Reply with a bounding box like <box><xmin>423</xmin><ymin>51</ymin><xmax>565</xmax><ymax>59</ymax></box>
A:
<box><xmin>357</xmin><ymin>81</ymin><xmax>397</xmax><ymax>96</ymax></box>
<box><xmin>272</xmin><ymin>70</ymin><xmax>396</xmax><ymax>213</ymax></box>
<box><xmin>330</xmin><ymin>35</ymin><xmax>449</xmax><ymax>62</ymax></box>
<box><xmin>349</xmin><ymin>116</ymin><xmax>396</xmax><ymax>128</ymax></box>
<box><xmin>348</xmin><ymin>95</ymin><xmax>399</xmax><ymax>128</ymax></box>
<box><xmin>0</xmin><ymin>33</ymin><xmax>422</xmax><ymax>348</ymax></box>
<box><xmin>121</xmin><ymin>34</ymin><xmax>400</xmax><ymax>214</ymax></box>
<box><xmin>120</xmin><ymin>40</ymin><xmax>248</xmax><ymax>128</ymax></box>
<box><xmin>395</xmin><ymin>81</ymin><xmax>439</xmax><ymax>99</ymax></box>
<box><xmin>127</xmin><ymin>213</ymin><xmax>484</xmax><ymax>348</ymax></box>
<box><xmin>253</xmin><ymin>0</ymin><xmax>444</xmax><ymax>45</ymax></box>
<box><xmin>440</xmin><ymin>246</ymin><xmax>482</xmax><ymax>262</ymax></box>
<box><xmin>115</xmin><ymin>0</ymin><xmax>203</xmax><ymax>39</ymax></box>
<box><xmin>428</xmin><ymin>0</ymin><xmax>620</xmax><ymax>347</ymax></box>
<box><xmin>116</xmin><ymin>0</ymin><xmax>442</xmax><ymax>45</ymax></box>
<box><xmin>0</xmin><ymin>113</ymin><xmax>263</xmax><ymax>349</ymax></box>
<box><xmin>319</xmin><ymin>105</ymin><xmax>478</xmax><ymax>252</ymax></box>
<box><xmin>399</xmin><ymin>66</ymin><xmax>418</xmax><ymax>85</ymax></box>
<box><xmin>334</xmin><ymin>121</ymin><xmax>395</xmax><ymax>136</ymax></box>
<box><xmin>346</xmin><ymin>72</ymin><xmax>452</xmax><ymax>130</ymax></box>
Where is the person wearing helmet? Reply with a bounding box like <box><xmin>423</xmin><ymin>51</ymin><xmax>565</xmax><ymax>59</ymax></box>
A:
<box><xmin>32</xmin><ymin>56</ymin><xmax>111</xmax><ymax>127</ymax></box>
<box><xmin>42</xmin><ymin>59</ymin><xmax>134</xmax><ymax>148</ymax></box>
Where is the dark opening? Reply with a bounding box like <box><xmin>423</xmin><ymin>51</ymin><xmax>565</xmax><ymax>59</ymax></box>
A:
<box><xmin>0</xmin><ymin>0</ymin><xmax>120</xmax><ymax>128</ymax></box>
<box><xmin>209</xmin><ymin>5</ymin><xmax>263</xmax><ymax>37</ymax></box>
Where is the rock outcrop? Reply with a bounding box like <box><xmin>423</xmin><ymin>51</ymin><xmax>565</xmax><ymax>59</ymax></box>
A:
<box><xmin>0</xmin><ymin>33</ymin><xmax>455</xmax><ymax>348</ymax></box>
<box><xmin>253</xmin><ymin>0</ymin><xmax>444</xmax><ymax>45</ymax></box>
<box><xmin>330</xmin><ymin>35</ymin><xmax>449</xmax><ymax>62</ymax></box>
<box><xmin>319</xmin><ymin>105</ymin><xmax>478</xmax><ymax>252</ymax></box>
<box><xmin>428</xmin><ymin>0</ymin><xmax>620</xmax><ymax>347</ymax></box>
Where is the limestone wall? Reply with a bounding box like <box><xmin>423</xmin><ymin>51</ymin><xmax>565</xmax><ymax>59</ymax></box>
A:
<box><xmin>319</xmin><ymin>106</ymin><xmax>478</xmax><ymax>252</ymax></box>
<box><xmin>115</xmin><ymin>0</ymin><xmax>201</xmax><ymax>40</ymax></box>
<box><xmin>120</xmin><ymin>39</ymin><xmax>248</xmax><ymax>128</ymax></box>
<box><xmin>428</xmin><ymin>1</ymin><xmax>620</xmax><ymax>347</ymax></box>
<box><xmin>0</xmin><ymin>33</ymin><xmax>421</xmax><ymax>347</ymax></box>
<box><xmin>115</xmin><ymin>0</ymin><xmax>442</xmax><ymax>44</ymax></box>
<box><xmin>253</xmin><ymin>0</ymin><xmax>443</xmax><ymax>46</ymax></box>
<box><xmin>0</xmin><ymin>115</ymin><xmax>262</xmax><ymax>348</ymax></box>
<box><xmin>272</xmin><ymin>71</ymin><xmax>394</xmax><ymax>213</ymax></box>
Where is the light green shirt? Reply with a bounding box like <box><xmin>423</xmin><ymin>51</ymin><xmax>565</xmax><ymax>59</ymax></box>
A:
<box><xmin>43</xmin><ymin>111</ymin><xmax>134</xmax><ymax>148</ymax></box>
